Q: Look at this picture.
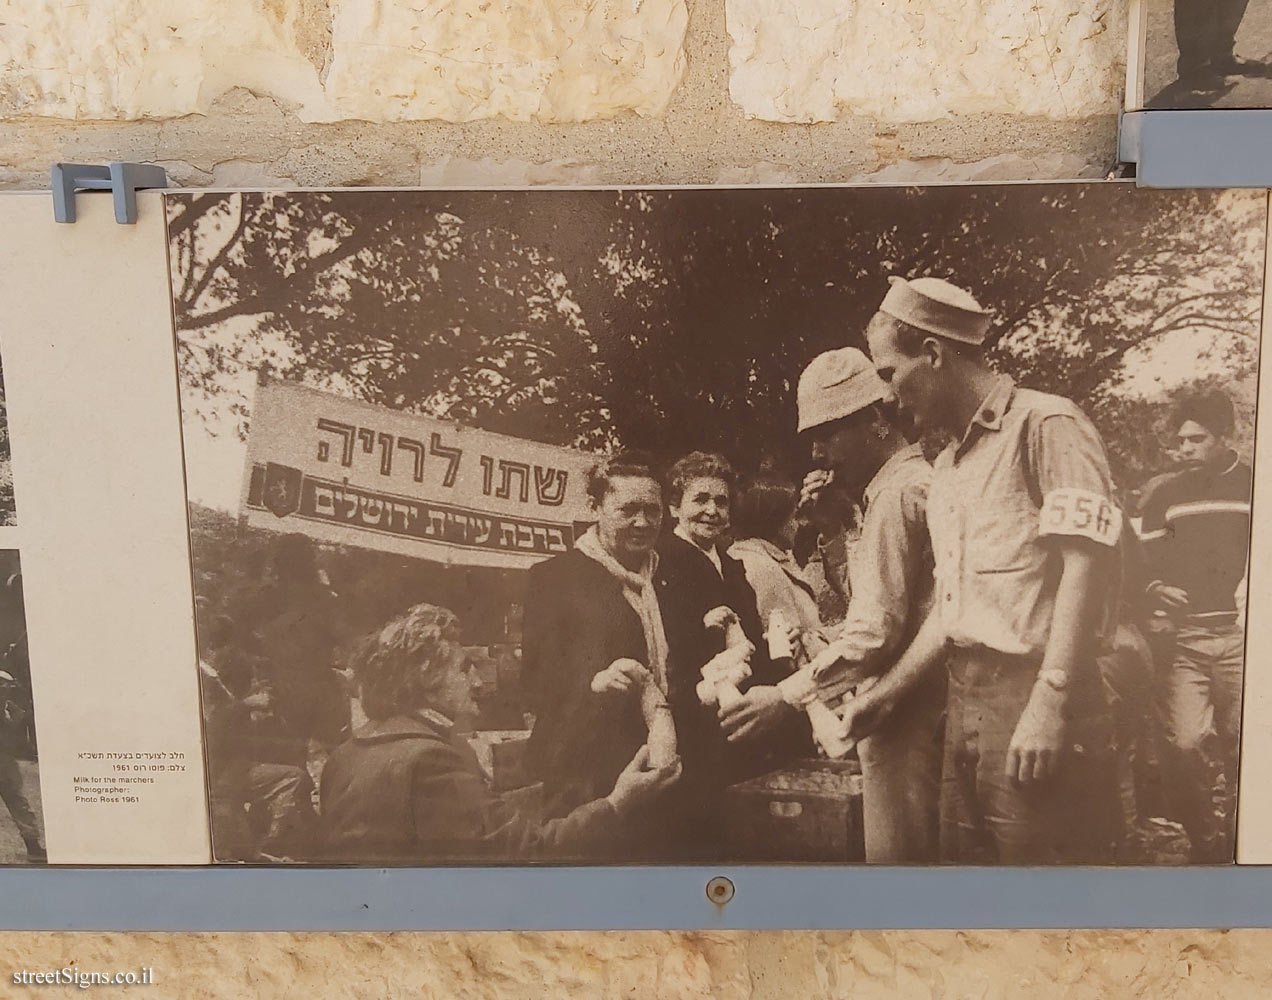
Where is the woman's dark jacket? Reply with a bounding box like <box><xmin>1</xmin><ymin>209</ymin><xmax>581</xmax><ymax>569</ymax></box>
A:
<box><xmin>655</xmin><ymin>533</ymin><xmax>813</xmax><ymax>860</ymax></box>
<box><xmin>319</xmin><ymin>708</ymin><xmax>617</xmax><ymax>863</ymax></box>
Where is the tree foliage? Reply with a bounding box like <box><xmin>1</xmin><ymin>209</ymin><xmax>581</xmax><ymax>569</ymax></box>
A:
<box><xmin>169</xmin><ymin>185</ymin><xmax>1264</xmax><ymax>487</ymax></box>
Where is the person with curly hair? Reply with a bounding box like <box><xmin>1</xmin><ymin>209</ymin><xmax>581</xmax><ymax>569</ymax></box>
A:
<box><xmin>320</xmin><ymin>603</ymin><xmax>679</xmax><ymax>863</ymax></box>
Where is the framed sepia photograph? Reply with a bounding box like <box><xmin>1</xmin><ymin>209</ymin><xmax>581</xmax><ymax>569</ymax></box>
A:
<box><xmin>166</xmin><ymin>182</ymin><xmax>1266</xmax><ymax>867</ymax></box>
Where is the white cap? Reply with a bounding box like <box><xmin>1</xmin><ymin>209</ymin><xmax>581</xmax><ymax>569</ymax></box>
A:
<box><xmin>796</xmin><ymin>348</ymin><xmax>890</xmax><ymax>433</ymax></box>
<box><xmin>878</xmin><ymin>276</ymin><xmax>992</xmax><ymax>345</ymax></box>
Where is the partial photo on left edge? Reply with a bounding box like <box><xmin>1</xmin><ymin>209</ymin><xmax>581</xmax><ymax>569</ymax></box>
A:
<box><xmin>0</xmin><ymin>349</ymin><xmax>18</xmax><ymax>526</ymax></box>
<box><xmin>0</xmin><ymin>552</ymin><xmax>44</xmax><ymax>863</ymax></box>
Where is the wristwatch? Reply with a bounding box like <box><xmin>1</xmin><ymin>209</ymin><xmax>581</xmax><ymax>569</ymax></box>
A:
<box><xmin>1037</xmin><ymin>668</ymin><xmax>1070</xmax><ymax>692</ymax></box>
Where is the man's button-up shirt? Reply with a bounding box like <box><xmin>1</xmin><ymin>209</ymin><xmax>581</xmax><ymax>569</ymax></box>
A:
<box><xmin>927</xmin><ymin>375</ymin><xmax>1122</xmax><ymax>658</ymax></box>
<box><xmin>801</xmin><ymin>442</ymin><xmax>933</xmax><ymax>701</ymax></box>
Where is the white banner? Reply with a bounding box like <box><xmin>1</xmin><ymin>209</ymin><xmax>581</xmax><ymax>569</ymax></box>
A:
<box><xmin>240</xmin><ymin>382</ymin><xmax>597</xmax><ymax>569</ymax></box>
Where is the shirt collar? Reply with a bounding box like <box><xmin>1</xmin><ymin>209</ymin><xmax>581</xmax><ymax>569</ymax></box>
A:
<box><xmin>353</xmin><ymin>708</ymin><xmax>454</xmax><ymax>743</ymax></box>
<box><xmin>865</xmin><ymin>442</ymin><xmax>926</xmax><ymax>507</ymax></box>
<box><xmin>1193</xmin><ymin>449</ymin><xmax>1241</xmax><ymax>485</ymax></box>
<box><xmin>577</xmin><ymin>524</ymin><xmax>658</xmax><ymax>587</ymax></box>
<box><xmin>956</xmin><ymin>374</ymin><xmax>1016</xmax><ymax>455</ymax></box>
<box><xmin>729</xmin><ymin>536</ymin><xmax>794</xmax><ymax>565</ymax></box>
<box><xmin>674</xmin><ymin>525</ymin><xmax>723</xmax><ymax>575</ymax></box>
<box><xmin>417</xmin><ymin>707</ymin><xmax>454</xmax><ymax>730</ymax></box>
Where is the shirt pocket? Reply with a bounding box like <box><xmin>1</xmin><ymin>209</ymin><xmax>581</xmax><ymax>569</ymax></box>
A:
<box><xmin>967</xmin><ymin>498</ymin><xmax>1042</xmax><ymax>575</ymax></box>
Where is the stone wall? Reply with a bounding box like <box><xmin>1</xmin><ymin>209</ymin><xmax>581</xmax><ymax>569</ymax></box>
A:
<box><xmin>0</xmin><ymin>0</ymin><xmax>1124</xmax><ymax>188</ymax></box>
<box><xmin>0</xmin><ymin>930</ymin><xmax>1268</xmax><ymax>998</ymax></box>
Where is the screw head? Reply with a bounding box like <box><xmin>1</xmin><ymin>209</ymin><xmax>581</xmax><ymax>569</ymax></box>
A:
<box><xmin>706</xmin><ymin>876</ymin><xmax>735</xmax><ymax>905</ymax></box>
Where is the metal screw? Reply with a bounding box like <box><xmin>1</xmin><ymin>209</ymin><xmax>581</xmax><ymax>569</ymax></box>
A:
<box><xmin>706</xmin><ymin>876</ymin><xmax>734</xmax><ymax>905</ymax></box>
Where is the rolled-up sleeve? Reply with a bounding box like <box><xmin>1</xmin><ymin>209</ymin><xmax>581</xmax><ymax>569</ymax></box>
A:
<box><xmin>815</xmin><ymin>470</ymin><xmax>931</xmax><ymax>695</ymax></box>
<box><xmin>1032</xmin><ymin>412</ymin><xmax>1122</xmax><ymax>549</ymax></box>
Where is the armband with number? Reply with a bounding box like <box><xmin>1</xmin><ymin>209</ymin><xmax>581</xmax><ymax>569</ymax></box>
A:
<box><xmin>1038</xmin><ymin>488</ymin><xmax>1122</xmax><ymax>546</ymax></box>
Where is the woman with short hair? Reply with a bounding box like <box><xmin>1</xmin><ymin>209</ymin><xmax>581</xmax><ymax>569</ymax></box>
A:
<box><xmin>320</xmin><ymin>603</ymin><xmax>678</xmax><ymax>863</ymax></box>
<box><xmin>656</xmin><ymin>451</ymin><xmax>808</xmax><ymax>860</ymax></box>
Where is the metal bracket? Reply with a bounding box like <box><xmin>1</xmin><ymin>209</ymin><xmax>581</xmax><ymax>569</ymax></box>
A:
<box><xmin>1117</xmin><ymin>109</ymin><xmax>1272</xmax><ymax>188</ymax></box>
<box><xmin>51</xmin><ymin>162</ymin><xmax>168</xmax><ymax>224</ymax></box>
<box><xmin>1117</xmin><ymin>109</ymin><xmax>1143</xmax><ymax>173</ymax></box>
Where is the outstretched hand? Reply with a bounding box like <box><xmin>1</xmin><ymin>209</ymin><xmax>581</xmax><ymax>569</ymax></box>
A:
<box><xmin>591</xmin><ymin>658</ymin><xmax>652</xmax><ymax>695</ymax></box>
<box><xmin>799</xmin><ymin>469</ymin><xmax>835</xmax><ymax>511</ymax></box>
<box><xmin>607</xmin><ymin>745</ymin><xmax>682</xmax><ymax>814</ymax></box>
<box><xmin>718</xmin><ymin>685</ymin><xmax>791</xmax><ymax>743</ymax></box>
<box><xmin>836</xmin><ymin>676</ymin><xmax>889</xmax><ymax>744</ymax></box>
<box><xmin>1150</xmin><ymin>583</ymin><xmax>1190</xmax><ymax>614</ymax></box>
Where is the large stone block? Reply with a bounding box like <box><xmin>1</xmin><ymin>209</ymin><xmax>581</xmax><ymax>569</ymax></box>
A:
<box><xmin>0</xmin><ymin>0</ymin><xmax>329</xmax><ymax>120</ymax></box>
<box><xmin>0</xmin><ymin>0</ymin><xmax>687</xmax><ymax>123</ymax></box>
<box><xmin>727</xmin><ymin>0</ymin><xmax>1126</xmax><ymax>123</ymax></box>
<box><xmin>323</xmin><ymin>0</ymin><xmax>689</xmax><ymax>123</ymax></box>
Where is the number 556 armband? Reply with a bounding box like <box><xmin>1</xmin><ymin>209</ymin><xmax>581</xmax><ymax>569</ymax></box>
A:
<box><xmin>1039</xmin><ymin>488</ymin><xmax>1122</xmax><ymax>546</ymax></box>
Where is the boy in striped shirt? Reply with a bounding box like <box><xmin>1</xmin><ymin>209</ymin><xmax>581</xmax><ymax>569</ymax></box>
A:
<box><xmin>1139</xmin><ymin>389</ymin><xmax>1251</xmax><ymax>863</ymax></box>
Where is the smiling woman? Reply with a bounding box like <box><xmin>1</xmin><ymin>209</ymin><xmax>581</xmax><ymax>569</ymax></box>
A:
<box><xmin>656</xmin><ymin>451</ymin><xmax>814</xmax><ymax>862</ymax></box>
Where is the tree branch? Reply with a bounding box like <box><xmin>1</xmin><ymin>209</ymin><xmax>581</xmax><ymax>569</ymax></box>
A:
<box><xmin>178</xmin><ymin>223</ymin><xmax>389</xmax><ymax>332</ymax></box>
<box><xmin>166</xmin><ymin>194</ymin><xmax>230</xmax><ymax>241</ymax></box>
<box><xmin>176</xmin><ymin>228</ymin><xmax>195</xmax><ymax>304</ymax></box>
<box><xmin>179</xmin><ymin>290</ymin><xmax>286</xmax><ymax>332</ymax></box>
<box><xmin>180</xmin><ymin>200</ymin><xmax>248</xmax><ymax>314</ymax></box>
<box><xmin>1073</xmin><ymin>311</ymin><xmax>1256</xmax><ymax>398</ymax></box>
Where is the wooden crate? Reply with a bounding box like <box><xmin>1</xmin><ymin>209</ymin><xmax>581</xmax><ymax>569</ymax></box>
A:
<box><xmin>723</xmin><ymin>758</ymin><xmax>864</xmax><ymax>862</ymax></box>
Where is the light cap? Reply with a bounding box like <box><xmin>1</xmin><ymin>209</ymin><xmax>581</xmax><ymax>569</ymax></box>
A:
<box><xmin>797</xmin><ymin>347</ymin><xmax>890</xmax><ymax>433</ymax></box>
<box><xmin>878</xmin><ymin>276</ymin><xmax>992</xmax><ymax>345</ymax></box>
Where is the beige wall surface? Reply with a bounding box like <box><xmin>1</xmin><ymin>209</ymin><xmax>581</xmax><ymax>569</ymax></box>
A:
<box><xmin>0</xmin><ymin>0</ymin><xmax>1122</xmax><ymax>189</ymax></box>
<box><xmin>0</xmin><ymin>930</ymin><xmax>1266</xmax><ymax>998</ymax></box>
<box><xmin>0</xmin><ymin>192</ymin><xmax>210</xmax><ymax>864</ymax></box>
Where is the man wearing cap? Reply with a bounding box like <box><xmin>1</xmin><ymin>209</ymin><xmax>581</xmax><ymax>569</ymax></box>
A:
<box><xmin>1139</xmin><ymin>389</ymin><xmax>1251</xmax><ymax>862</ymax></box>
<box><xmin>719</xmin><ymin>347</ymin><xmax>943</xmax><ymax>863</ymax></box>
<box><xmin>848</xmin><ymin>275</ymin><xmax>1123</xmax><ymax>864</ymax></box>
